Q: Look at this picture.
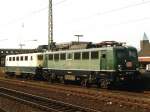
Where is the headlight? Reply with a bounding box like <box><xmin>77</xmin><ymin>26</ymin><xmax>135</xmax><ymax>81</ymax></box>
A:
<box><xmin>126</xmin><ymin>62</ymin><xmax>132</xmax><ymax>67</ymax></box>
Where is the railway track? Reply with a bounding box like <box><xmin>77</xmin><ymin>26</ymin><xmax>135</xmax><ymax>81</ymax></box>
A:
<box><xmin>0</xmin><ymin>77</ymin><xmax>150</xmax><ymax>111</ymax></box>
<box><xmin>0</xmin><ymin>87</ymin><xmax>99</xmax><ymax>112</ymax></box>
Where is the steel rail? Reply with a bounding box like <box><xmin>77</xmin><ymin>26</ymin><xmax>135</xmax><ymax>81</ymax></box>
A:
<box><xmin>0</xmin><ymin>87</ymin><xmax>100</xmax><ymax>112</ymax></box>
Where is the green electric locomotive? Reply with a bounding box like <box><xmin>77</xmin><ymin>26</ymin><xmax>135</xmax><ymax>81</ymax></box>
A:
<box><xmin>42</xmin><ymin>41</ymin><xmax>139</xmax><ymax>88</ymax></box>
<box><xmin>5</xmin><ymin>41</ymin><xmax>139</xmax><ymax>88</ymax></box>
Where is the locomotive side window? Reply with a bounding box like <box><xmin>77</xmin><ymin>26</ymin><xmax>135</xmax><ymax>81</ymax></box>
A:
<box><xmin>54</xmin><ymin>54</ymin><xmax>59</xmax><ymax>60</ymax></box>
<box><xmin>13</xmin><ymin>57</ymin><xmax>15</xmax><ymax>61</ymax></box>
<box><xmin>20</xmin><ymin>56</ymin><xmax>23</xmax><ymax>61</ymax></box>
<box><xmin>91</xmin><ymin>51</ymin><xmax>99</xmax><ymax>59</ymax></box>
<box><xmin>60</xmin><ymin>53</ymin><xmax>66</xmax><ymax>60</ymax></box>
<box><xmin>38</xmin><ymin>55</ymin><xmax>43</xmax><ymax>60</ymax></box>
<box><xmin>74</xmin><ymin>52</ymin><xmax>81</xmax><ymax>60</ymax></box>
<box><xmin>82</xmin><ymin>52</ymin><xmax>89</xmax><ymax>59</ymax></box>
<box><xmin>67</xmin><ymin>53</ymin><xmax>72</xmax><ymax>60</ymax></box>
<box><xmin>25</xmin><ymin>56</ymin><xmax>28</xmax><ymax>61</ymax></box>
<box><xmin>49</xmin><ymin>54</ymin><xmax>53</xmax><ymax>60</ymax></box>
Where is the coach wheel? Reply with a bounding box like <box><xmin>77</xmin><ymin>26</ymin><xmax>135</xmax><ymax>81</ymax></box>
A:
<box><xmin>48</xmin><ymin>76</ymin><xmax>53</xmax><ymax>83</ymax></box>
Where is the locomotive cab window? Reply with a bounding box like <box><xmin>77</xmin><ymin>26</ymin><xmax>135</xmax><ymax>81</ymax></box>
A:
<box><xmin>117</xmin><ymin>50</ymin><xmax>126</xmax><ymax>59</ymax></box>
<box><xmin>129</xmin><ymin>50</ymin><xmax>137</xmax><ymax>58</ymax></box>
<box><xmin>38</xmin><ymin>55</ymin><xmax>43</xmax><ymax>60</ymax></box>
<box><xmin>74</xmin><ymin>52</ymin><xmax>81</xmax><ymax>60</ymax></box>
<box><xmin>91</xmin><ymin>51</ymin><xmax>99</xmax><ymax>59</ymax></box>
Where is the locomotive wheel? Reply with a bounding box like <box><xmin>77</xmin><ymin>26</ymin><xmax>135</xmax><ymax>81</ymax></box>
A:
<box><xmin>81</xmin><ymin>79</ymin><xmax>90</xmax><ymax>87</ymax></box>
<box><xmin>59</xmin><ymin>76</ymin><xmax>65</xmax><ymax>84</ymax></box>
<box><xmin>43</xmin><ymin>71</ymin><xmax>50</xmax><ymax>81</ymax></box>
<box><xmin>100</xmin><ymin>79</ymin><xmax>109</xmax><ymax>89</ymax></box>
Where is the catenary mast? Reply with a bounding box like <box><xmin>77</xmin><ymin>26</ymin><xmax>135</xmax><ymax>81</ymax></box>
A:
<box><xmin>48</xmin><ymin>0</ymin><xmax>53</xmax><ymax>50</ymax></box>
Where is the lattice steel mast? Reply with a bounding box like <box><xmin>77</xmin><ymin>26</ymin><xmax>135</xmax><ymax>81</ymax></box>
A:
<box><xmin>48</xmin><ymin>0</ymin><xmax>53</xmax><ymax>50</ymax></box>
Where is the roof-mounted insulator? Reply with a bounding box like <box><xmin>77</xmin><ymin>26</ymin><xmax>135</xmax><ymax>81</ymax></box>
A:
<box><xmin>96</xmin><ymin>41</ymin><xmax>125</xmax><ymax>47</ymax></box>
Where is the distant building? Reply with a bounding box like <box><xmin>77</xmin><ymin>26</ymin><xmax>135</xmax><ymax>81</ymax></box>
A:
<box><xmin>138</xmin><ymin>32</ymin><xmax>150</xmax><ymax>69</ymax></box>
<box><xmin>139</xmin><ymin>32</ymin><xmax>150</xmax><ymax>56</ymax></box>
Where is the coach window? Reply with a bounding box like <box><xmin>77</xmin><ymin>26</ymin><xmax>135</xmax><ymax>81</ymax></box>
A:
<box><xmin>38</xmin><ymin>55</ymin><xmax>43</xmax><ymax>60</ymax></box>
<box><xmin>16</xmin><ymin>57</ymin><xmax>19</xmax><ymax>61</ymax></box>
<box><xmin>31</xmin><ymin>56</ymin><xmax>33</xmax><ymax>61</ymax></box>
<box><xmin>67</xmin><ymin>53</ymin><xmax>72</xmax><ymax>60</ymax></box>
<box><xmin>9</xmin><ymin>57</ymin><xmax>12</xmax><ymax>61</ymax></box>
<box><xmin>74</xmin><ymin>52</ymin><xmax>81</xmax><ymax>60</ymax></box>
<box><xmin>82</xmin><ymin>52</ymin><xmax>89</xmax><ymax>59</ymax></box>
<box><xmin>49</xmin><ymin>54</ymin><xmax>53</xmax><ymax>60</ymax></box>
<box><xmin>60</xmin><ymin>53</ymin><xmax>66</xmax><ymax>60</ymax></box>
<box><xmin>91</xmin><ymin>51</ymin><xmax>99</xmax><ymax>59</ymax></box>
<box><xmin>13</xmin><ymin>57</ymin><xmax>15</xmax><ymax>61</ymax></box>
<box><xmin>20</xmin><ymin>56</ymin><xmax>23</xmax><ymax>61</ymax></box>
<box><xmin>25</xmin><ymin>56</ymin><xmax>28</xmax><ymax>61</ymax></box>
<box><xmin>54</xmin><ymin>54</ymin><xmax>59</xmax><ymax>61</ymax></box>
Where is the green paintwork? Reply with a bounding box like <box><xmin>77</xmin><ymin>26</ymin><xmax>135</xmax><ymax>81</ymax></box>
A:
<box><xmin>46</xmin><ymin>47</ymin><xmax>117</xmax><ymax>71</ymax></box>
<box><xmin>45</xmin><ymin>45</ymin><xmax>138</xmax><ymax>72</ymax></box>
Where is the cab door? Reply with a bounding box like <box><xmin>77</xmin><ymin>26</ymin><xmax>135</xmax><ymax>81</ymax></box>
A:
<box><xmin>100</xmin><ymin>51</ymin><xmax>107</xmax><ymax>70</ymax></box>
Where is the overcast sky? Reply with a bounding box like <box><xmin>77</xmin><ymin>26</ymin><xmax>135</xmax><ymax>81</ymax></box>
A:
<box><xmin>0</xmin><ymin>0</ymin><xmax>150</xmax><ymax>49</ymax></box>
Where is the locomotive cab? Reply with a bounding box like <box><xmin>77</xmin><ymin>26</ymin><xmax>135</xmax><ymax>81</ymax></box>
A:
<box><xmin>116</xmin><ymin>47</ymin><xmax>138</xmax><ymax>71</ymax></box>
<box><xmin>115</xmin><ymin>46</ymin><xmax>140</xmax><ymax>84</ymax></box>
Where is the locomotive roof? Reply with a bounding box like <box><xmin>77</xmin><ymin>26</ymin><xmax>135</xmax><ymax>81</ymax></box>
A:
<box><xmin>45</xmin><ymin>45</ymin><xmax>136</xmax><ymax>54</ymax></box>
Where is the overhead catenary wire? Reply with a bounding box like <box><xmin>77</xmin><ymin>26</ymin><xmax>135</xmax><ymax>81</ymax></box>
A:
<box><xmin>69</xmin><ymin>0</ymin><xmax>150</xmax><ymax>23</ymax></box>
<box><xmin>1</xmin><ymin>0</ymin><xmax>150</xmax><ymax>29</ymax></box>
<box><xmin>107</xmin><ymin>16</ymin><xmax>150</xmax><ymax>27</ymax></box>
<box><xmin>0</xmin><ymin>0</ymin><xmax>69</xmax><ymax>26</ymax></box>
<box><xmin>96</xmin><ymin>0</ymin><xmax>150</xmax><ymax>16</ymax></box>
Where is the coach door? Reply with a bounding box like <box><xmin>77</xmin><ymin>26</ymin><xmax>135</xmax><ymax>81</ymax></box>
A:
<box><xmin>100</xmin><ymin>51</ymin><xmax>107</xmax><ymax>70</ymax></box>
